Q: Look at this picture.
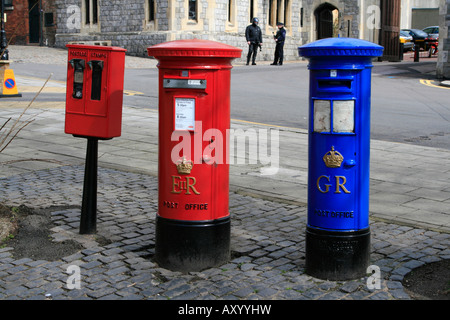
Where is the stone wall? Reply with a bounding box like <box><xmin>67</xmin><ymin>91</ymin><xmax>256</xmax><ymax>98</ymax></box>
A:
<box><xmin>55</xmin><ymin>0</ymin><xmax>166</xmax><ymax>56</ymax></box>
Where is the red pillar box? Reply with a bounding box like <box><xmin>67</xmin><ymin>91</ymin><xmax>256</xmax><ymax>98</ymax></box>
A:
<box><xmin>65</xmin><ymin>44</ymin><xmax>126</xmax><ymax>139</ymax></box>
<box><xmin>148</xmin><ymin>39</ymin><xmax>241</xmax><ymax>272</ymax></box>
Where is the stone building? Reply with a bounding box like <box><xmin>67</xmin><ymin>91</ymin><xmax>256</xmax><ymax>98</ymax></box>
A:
<box><xmin>52</xmin><ymin>0</ymin><xmax>384</xmax><ymax>62</ymax></box>
<box><xmin>3</xmin><ymin>1</ymin><xmax>444</xmax><ymax>69</ymax></box>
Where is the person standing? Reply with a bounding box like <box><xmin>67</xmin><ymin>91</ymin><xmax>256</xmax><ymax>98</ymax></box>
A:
<box><xmin>271</xmin><ymin>22</ymin><xmax>286</xmax><ymax>66</ymax></box>
<box><xmin>245</xmin><ymin>17</ymin><xmax>263</xmax><ymax>65</ymax></box>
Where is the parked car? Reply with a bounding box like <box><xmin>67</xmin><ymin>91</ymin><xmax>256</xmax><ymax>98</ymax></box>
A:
<box><xmin>422</xmin><ymin>26</ymin><xmax>439</xmax><ymax>39</ymax></box>
<box><xmin>399</xmin><ymin>30</ymin><xmax>414</xmax><ymax>51</ymax></box>
<box><xmin>422</xmin><ymin>26</ymin><xmax>439</xmax><ymax>54</ymax></box>
<box><xmin>401</xmin><ymin>29</ymin><xmax>428</xmax><ymax>50</ymax></box>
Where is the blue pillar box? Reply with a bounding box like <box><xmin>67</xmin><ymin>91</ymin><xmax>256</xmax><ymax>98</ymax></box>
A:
<box><xmin>299</xmin><ymin>38</ymin><xmax>383</xmax><ymax>280</ymax></box>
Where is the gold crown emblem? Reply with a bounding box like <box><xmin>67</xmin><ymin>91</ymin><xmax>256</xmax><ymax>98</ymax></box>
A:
<box><xmin>323</xmin><ymin>146</ymin><xmax>344</xmax><ymax>168</ymax></box>
<box><xmin>176</xmin><ymin>157</ymin><xmax>193</xmax><ymax>174</ymax></box>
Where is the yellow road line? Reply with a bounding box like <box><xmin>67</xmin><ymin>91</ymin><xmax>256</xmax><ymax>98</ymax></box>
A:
<box><xmin>14</xmin><ymin>75</ymin><xmax>144</xmax><ymax>95</ymax></box>
<box><xmin>420</xmin><ymin>79</ymin><xmax>450</xmax><ymax>90</ymax></box>
<box><xmin>16</xmin><ymin>75</ymin><xmax>66</xmax><ymax>85</ymax></box>
<box><xmin>0</xmin><ymin>101</ymin><xmax>64</xmax><ymax>109</ymax></box>
<box><xmin>16</xmin><ymin>86</ymin><xmax>142</xmax><ymax>96</ymax></box>
<box><xmin>18</xmin><ymin>86</ymin><xmax>67</xmax><ymax>93</ymax></box>
<box><xmin>123</xmin><ymin>90</ymin><xmax>144</xmax><ymax>96</ymax></box>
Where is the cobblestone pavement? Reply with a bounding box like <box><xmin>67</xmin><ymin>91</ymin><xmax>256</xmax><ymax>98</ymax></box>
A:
<box><xmin>1</xmin><ymin>165</ymin><xmax>449</xmax><ymax>300</ymax></box>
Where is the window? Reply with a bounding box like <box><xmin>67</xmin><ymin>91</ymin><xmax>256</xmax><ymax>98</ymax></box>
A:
<box><xmin>300</xmin><ymin>7</ymin><xmax>303</xmax><ymax>27</ymax></box>
<box><xmin>148</xmin><ymin>0</ymin><xmax>155</xmax><ymax>22</ymax></box>
<box><xmin>277</xmin><ymin>0</ymin><xmax>282</xmax><ymax>23</ymax></box>
<box><xmin>144</xmin><ymin>0</ymin><xmax>157</xmax><ymax>31</ymax></box>
<box><xmin>188</xmin><ymin>0</ymin><xmax>197</xmax><ymax>21</ymax></box>
<box><xmin>84</xmin><ymin>0</ymin><xmax>98</xmax><ymax>27</ymax></box>
<box><xmin>182</xmin><ymin>0</ymin><xmax>203</xmax><ymax>30</ymax></box>
<box><xmin>81</xmin><ymin>0</ymin><xmax>99</xmax><ymax>32</ymax></box>
<box><xmin>4</xmin><ymin>0</ymin><xmax>13</xmax><ymax>10</ymax></box>
<box><xmin>269</xmin><ymin>0</ymin><xmax>273</xmax><ymax>26</ymax></box>
<box><xmin>284</xmin><ymin>0</ymin><xmax>290</xmax><ymax>27</ymax></box>
<box><xmin>423</xmin><ymin>26</ymin><xmax>438</xmax><ymax>34</ymax></box>
<box><xmin>44</xmin><ymin>12</ymin><xmax>54</xmax><ymax>27</ymax></box>
<box><xmin>268</xmin><ymin>0</ymin><xmax>290</xmax><ymax>27</ymax></box>
<box><xmin>227</xmin><ymin>0</ymin><xmax>236</xmax><ymax>25</ymax></box>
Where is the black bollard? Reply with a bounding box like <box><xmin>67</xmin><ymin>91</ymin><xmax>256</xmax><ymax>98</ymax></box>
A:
<box><xmin>414</xmin><ymin>43</ymin><xmax>420</xmax><ymax>62</ymax></box>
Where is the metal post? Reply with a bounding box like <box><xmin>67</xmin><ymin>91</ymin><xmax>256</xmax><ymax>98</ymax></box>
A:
<box><xmin>79</xmin><ymin>137</ymin><xmax>98</xmax><ymax>234</ymax></box>
<box><xmin>414</xmin><ymin>42</ymin><xmax>420</xmax><ymax>62</ymax></box>
<box><xmin>399</xmin><ymin>43</ymin><xmax>404</xmax><ymax>61</ymax></box>
<box><xmin>1</xmin><ymin>0</ymin><xmax>9</xmax><ymax>60</ymax></box>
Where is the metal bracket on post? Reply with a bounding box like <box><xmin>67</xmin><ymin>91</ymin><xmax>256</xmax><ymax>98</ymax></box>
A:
<box><xmin>79</xmin><ymin>137</ymin><xmax>98</xmax><ymax>234</ymax></box>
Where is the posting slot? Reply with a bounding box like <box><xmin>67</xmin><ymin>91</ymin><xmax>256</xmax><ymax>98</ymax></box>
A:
<box><xmin>69</xmin><ymin>59</ymin><xmax>85</xmax><ymax>99</ymax></box>
<box><xmin>88</xmin><ymin>60</ymin><xmax>104</xmax><ymax>101</ymax></box>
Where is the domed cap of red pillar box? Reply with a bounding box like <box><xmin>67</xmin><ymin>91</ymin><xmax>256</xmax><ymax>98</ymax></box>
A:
<box><xmin>147</xmin><ymin>39</ymin><xmax>242</xmax><ymax>68</ymax></box>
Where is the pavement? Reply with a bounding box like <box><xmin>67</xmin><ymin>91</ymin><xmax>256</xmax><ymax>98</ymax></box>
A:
<box><xmin>0</xmin><ymin>45</ymin><xmax>449</xmax><ymax>303</ymax></box>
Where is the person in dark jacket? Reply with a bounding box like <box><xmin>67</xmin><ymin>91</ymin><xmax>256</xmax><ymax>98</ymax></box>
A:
<box><xmin>271</xmin><ymin>22</ymin><xmax>286</xmax><ymax>66</ymax></box>
<box><xmin>245</xmin><ymin>17</ymin><xmax>263</xmax><ymax>65</ymax></box>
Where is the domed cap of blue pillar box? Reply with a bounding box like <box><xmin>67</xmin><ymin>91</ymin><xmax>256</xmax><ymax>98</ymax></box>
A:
<box><xmin>299</xmin><ymin>37</ymin><xmax>384</xmax><ymax>69</ymax></box>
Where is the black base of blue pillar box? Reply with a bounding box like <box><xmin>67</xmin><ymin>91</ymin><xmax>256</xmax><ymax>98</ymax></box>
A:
<box><xmin>305</xmin><ymin>227</ymin><xmax>370</xmax><ymax>281</ymax></box>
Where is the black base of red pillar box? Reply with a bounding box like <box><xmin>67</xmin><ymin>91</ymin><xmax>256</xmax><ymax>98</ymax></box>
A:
<box><xmin>305</xmin><ymin>227</ymin><xmax>371</xmax><ymax>281</ymax></box>
<box><xmin>155</xmin><ymin>216</ymin><xmax>230</xmax><ymax>272</ymax></box>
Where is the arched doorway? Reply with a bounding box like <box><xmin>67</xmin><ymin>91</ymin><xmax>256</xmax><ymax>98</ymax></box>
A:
<box><xmin>314</xmin><ymin>3</ymin><xmax>339</xmax><ymax>39</ymax></box>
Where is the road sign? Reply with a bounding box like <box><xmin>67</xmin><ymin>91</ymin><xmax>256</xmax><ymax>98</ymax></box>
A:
<box><xmin>1</xmin><ymin>68</ymin><xmax>22</xmax><ymax>98</ymax></box>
